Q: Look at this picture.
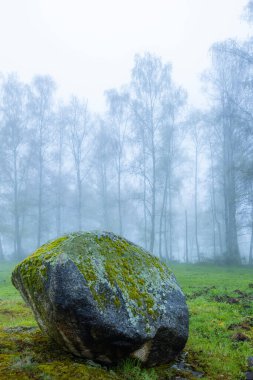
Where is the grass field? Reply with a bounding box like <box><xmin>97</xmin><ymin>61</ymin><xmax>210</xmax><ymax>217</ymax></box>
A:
<box><xmin>0</xmin><ymin>261</ymin><xmax>252</xmax><ymax>379</ymax></box>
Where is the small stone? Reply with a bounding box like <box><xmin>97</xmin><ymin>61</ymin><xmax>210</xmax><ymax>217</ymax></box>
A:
<box><xmin>248</xmin><ymin>356</ymin><xmax>253</xmax><ymax>368</ymax></box>
<box><xmin>246</xmin><ymin>371</ymin><xmax>253</xmax><ymax>380</ymax></box>
<box><xmin>231</xmin><ymin>332</ymin><xmax>249</xmax><ymax>342</ymax></box>
<box><xmin>192</xmin><ymin>370</ymin><xmax>204</xmax><ymax>378</ymax></box>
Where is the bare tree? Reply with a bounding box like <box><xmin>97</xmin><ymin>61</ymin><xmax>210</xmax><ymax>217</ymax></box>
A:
<box><xmin>187</xmin><ymin>111</ymin><xmax>205</xmax><ymax>261</ymax></box>
<box><xmin>131</xmin><ymin>53</ymin><xmax>174</xmax><ymax>252</ymax></box>
<box><xmin>158</xmin><ymin>86</ymin><xmax>186</xmax><ymax>260</ymax></box>
<box><xmin>105</xmin><ymin>89</ymin><xmax>129</xmax><ymax>235</ymax></box>
<box><xmin>205</xmin><ymin>40</ymin><xmax>251</xmax><ymax>263</ymax></box>
<box><xmin>0</xmin><ymin>75</ymin><xmax>29</xmax><ymax>257</ymax></box>
<box><xmin>29</xmin><ymin>75</ymin><xmax>55</xmax><ymax>247</ymax></box>
<box><xmin>92</xmin><ymin>117</ymin><xmax>114</xmax><ymax>230</ymax></box>
<box><xmin>54</xmin><ymin>104</ymin><xmax>68</xmax><ymax>235</ymax></box>
<box><xmin>67</xmin><ymin>97</ymin><xmax>89</xmax><ymax>230</ymax></box>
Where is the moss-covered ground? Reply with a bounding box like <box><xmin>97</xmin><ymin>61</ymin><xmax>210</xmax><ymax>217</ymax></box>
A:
<box><xmin>0</xmin><ymin>261</ymin><xmax>252</xmax><ymax>379</ymax></box>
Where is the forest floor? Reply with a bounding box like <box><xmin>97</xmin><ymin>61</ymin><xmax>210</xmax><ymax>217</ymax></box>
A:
<box><xmin>0</xmin><ymin>262</ymin><xmax>252</xmax><ymax>380</ymax></box>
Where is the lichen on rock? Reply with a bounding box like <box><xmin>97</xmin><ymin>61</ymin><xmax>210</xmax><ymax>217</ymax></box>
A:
<box><xmin>12</xmin><ymin>231</ymin><xmax>189</xmax><ymax>367</ymax></box>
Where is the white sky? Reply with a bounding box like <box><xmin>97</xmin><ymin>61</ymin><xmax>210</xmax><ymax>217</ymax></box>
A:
<box><xmin>0</xmin><ymin>0</ymin><xmax>251</xmax><ymax>111</ymax></box>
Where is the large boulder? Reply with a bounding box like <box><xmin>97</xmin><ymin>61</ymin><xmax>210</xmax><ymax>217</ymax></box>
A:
<box><xmin>12</xmin><ymin>231</ymin><xmax>188</xmax><ymax>366</ymax></box>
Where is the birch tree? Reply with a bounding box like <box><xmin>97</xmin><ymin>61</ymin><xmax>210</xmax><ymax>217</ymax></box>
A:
<box><xmin>105</xmin><ymin>88</ymin><xmax>129</xmax><ymax>235</ymax></box>
<box><xmin>29</xmin><ymin>75</ymin><xmax>55</xmax><ymax>247</ymax></box>
<box><xmin>0</xmin><ymin>75</ymin><xmax>29</xmax><ymax>257</ymax></box>
<box><xmin>131</xmin><ymin>53</ymin><xmax>171</xmax><ymax>252</ymax></box>
<box><xmin>67</xmin><ymin>97</ymin><xmax>89</xmax><ymax>230</ymax></box>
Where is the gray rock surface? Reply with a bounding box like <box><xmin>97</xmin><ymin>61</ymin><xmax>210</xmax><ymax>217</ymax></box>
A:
<box><xmin>12</xmin><ymin>231</ymin><xmax>189</xmax><ymax>366</ymax></box>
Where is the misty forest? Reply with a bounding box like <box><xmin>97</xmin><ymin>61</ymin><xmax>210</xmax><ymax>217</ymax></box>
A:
<box><xmin>2</xmin><ymin>36</ymin><xmax>253</xmax><ymax>266</ymax></box>
<box><xmin>1</xmin><ymin>1</ymin><xmax>253</xmax><ymax>380</ymax></box>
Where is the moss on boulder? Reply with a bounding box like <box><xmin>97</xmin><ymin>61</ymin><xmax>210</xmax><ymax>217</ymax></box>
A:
<box><xmin>12</xmin><ymin>231</ymin><xmax>188</xmax><ymax>367</ymax></box>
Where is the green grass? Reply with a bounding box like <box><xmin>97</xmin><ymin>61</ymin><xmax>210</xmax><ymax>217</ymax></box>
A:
<box><xmin>173</xmin><ymin>264</ymin><xmax>253</xmax><ymax>379</ymax></box>
<box><xmin>0</xmin><ymin>261</ymin><xmax>253</xmax><ymax>379</ymax></box>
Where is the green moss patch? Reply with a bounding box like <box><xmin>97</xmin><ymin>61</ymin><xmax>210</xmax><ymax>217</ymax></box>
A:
<box><xmin>12</xmin><ymin>232</ymin><xmax>175</xmax><ymax>330</ymax></box>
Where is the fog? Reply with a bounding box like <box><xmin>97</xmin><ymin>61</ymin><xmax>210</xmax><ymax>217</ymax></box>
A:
<box><xmin>0</xmin><ymin>0</ymin><xmax>253</xmax><ymax>265</ymax></box>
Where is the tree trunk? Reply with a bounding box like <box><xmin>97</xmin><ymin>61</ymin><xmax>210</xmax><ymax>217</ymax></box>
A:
<box><xmin>249</xmin><ymin>188</ymin><xmax>253</xmax><ymax>266</ymax></box>
<box><xmin>222</xmin><ymin>103</ymin><xmax>240</xmax><ymax>264</ymax></box>
<box><xmin>56</xmin><ymin>125</ymin><xmax>63</xmax><ymax>236</ymax></box>
<box><xmin>249</xmin><ymin>220</ymin><xmax>253</xmax><ymax>266</ymax></box>
<box><xmin>150</xmin><ymin>115</ymin><xmax>156</xmax><ymax>253</ymax></box>
<box><xmin>77</xmin><ymin>164</ymin><xmax>82</xmax><ymax>231</ymax></box>
<box><xmin>37</xmin><ymin>125</ymin><xmax>43</xmax><ymax>248</ymax></box>
<box><xmin>185</xmin><ymin>210</ymin><xmax>189</xmax><ymax>263</ymax></box>
<box><xmin>209</xmin><ymin>143</ymin><xmax>217</xmax><ymax>258</ymax></box>
<box><xmin>194</xmin><ymin>146</ymin><xmax>200</xmax><ymax>261</ymax></box>
<box><xmin>13</xmin><ymin>146</ymin><xmax>22</xmax><ymax>258</ymax></box>
<box><xmin>141</xmin><ymin>130</ymin><xmax>148</xmax><ymax>249</ymax></box>
<box><xmin>117</xmin><ymin>157</ymin><xmax>123</xmax><ymax>235</ymax></box>
<box><xmin>168</xmin><ymin>177</ymin><xmax>173</xmax><ymax>260</ymax></box>
<box><xmin>0</xmin><ymin>236</ymin><xmax>4</xmax><ymax>261</ymax></box>
<box><xmin>164</xmin><ymin>199</ymin><xmax>169</xmax><ymax>260</ymax></box>
<box><xmin>159</xmin><ymin>155</ymin><xmax>169</xmax><ymax>259</ymax></box>
<box><xmin>101</xmin><ymin>161</ymin><xmax>109</xmax><ymax>230</ymax></box>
